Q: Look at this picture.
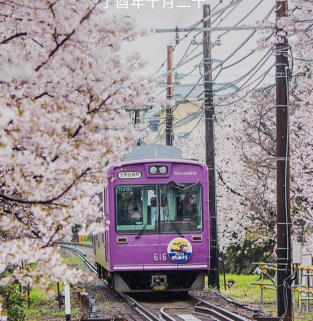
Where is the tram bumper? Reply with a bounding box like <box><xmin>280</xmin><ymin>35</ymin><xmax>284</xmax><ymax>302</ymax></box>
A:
<box><xmin>151</xmin><ymin>275</ymin><xmax>168</xmax><ymax>291</ymax></box>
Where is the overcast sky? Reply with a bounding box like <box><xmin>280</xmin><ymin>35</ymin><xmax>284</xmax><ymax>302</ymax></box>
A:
<box><xmin>109</xmin><ymin>0</ymin><xmax>275</xmax><ymax>98</ymax></box>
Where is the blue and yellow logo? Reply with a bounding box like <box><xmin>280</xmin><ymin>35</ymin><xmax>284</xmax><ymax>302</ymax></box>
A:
<box><xmin>167</xmin><ymin>237</ymin><xmax>192</xmax><ymax>263</ymax></box>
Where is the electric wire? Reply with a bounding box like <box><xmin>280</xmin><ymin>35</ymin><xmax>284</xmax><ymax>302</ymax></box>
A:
<box><xmin>154</xmin><ymin>107</ymin><xmax>205</xmax><ymax>143</ymax></box>
<box><xmin>292</xmin><ymin>56</ymin><xmax>313</xmax><ymax>62</ymax></box>
<box><xmin>212</xmin><ymin>4</ymin><xmax>275</xmax><ymax>80</ymax></box>
<box><xmin>173</xmin><ymin>107</ymin><xmax>203</xmax><ymax>129</ymax></box>
<box><xmin>158</xmin><ymin>0</ymin><xmax>270</xmax><ymax>108</ymax></box>
<box><xmin>160</xmin><ymin>51</ymin><xmax>203</xmax><ymax>78</ymax></box>
<box><xmin>158</xmin><ymin>0</ymin><xmax>245</xmax><ymax>79</ymax></box>
<box><xmin>214</xmin><ymin>47</ymin><xmax>275</xmax><ymax>96</ymax></box>
<box><xmin>211</xmin><ymin>0</ymin><xmax>241</xmax><ymax>28</ymax></box>
<box><xmin>214</xmin><ymin>63</ymin><xmax>275</xmax><ymax>107</ymax></box>
<box><xmin>183</xmin><ymin>108</ymin><xmax>204</xmax><ymax>136</ymax></box>
<box><xmin>155</xmin><ymin>48</ymin><xmax>275</xmax><ymax>141</ymax></box>
<box><xmin>152</xmin><ymin>1</ymin><xmax>276</xmax><ymax>143</ymax></box>
<box><xmin>217</xmin><ymin>0</ymin><xmax>265</xmax><ymax>39</ymax></box>
<box><xmin>220</xmin><ymin>50</ymin><xmax>255</xmax><ymax>70</ymax></box>
<box><xmin>195</xmin><ymin>46</ymin><xmax>275</xmax><ymax>101</ymax></box>
<box><xmin>154</xmin><ymin>0</ymin><xmax>224</xmax><ymax>74</ymax></box>
<box><xmin>185</xmin><ymin>0</ymin><xmax>244</xmax><ymax>32</ymax></box>
<box><xmin>217</xmin><ymin>62</ymin><xmax>275</xmax><ymax>102</ymax></box>
<box><xmin>157</xmin><ymin>1</ymin><xmax>275</xmax><ymax>87</ymax></box>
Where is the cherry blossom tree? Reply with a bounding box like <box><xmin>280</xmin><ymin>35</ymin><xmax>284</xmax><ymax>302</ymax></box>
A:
<box><xmin>236</xmin><ymin>0</ymin><xmax>313</xmax><ymax>243</ymax></box>
<box><xmin>172</xmin><ymin>0</ymin><xmax>313</xmax><ymax>254</ymax></box>
<box><xmin>0</xmin><ymin>0</ymin><xmax>153</xmax><ymax>317</ymax></box>
<box><xmin>220</xmin><ymin>0</ymin><xmax>313</xmax><ymax>248</ymax></box>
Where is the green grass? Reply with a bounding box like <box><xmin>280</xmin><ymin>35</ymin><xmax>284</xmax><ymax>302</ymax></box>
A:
<box><xmin>28</xmin><ymin>282</ymin><xmax>65</xmax><ymax>306</ymax></box>
<box><xmin>26</xmin><ymin>283</ymin><xmax>81</xmax><ymax>320</ymax></box>
<box><xmin>62</xmin><ymin>255</ymin><xmax>84</xmax><ymax>266</ymax></box>
<box><xmin>219</xmin><ymin>274</ymin><xmax>276</xmax><ymax>304</ymax></box>
<box><xmin>217</xmin><ymin>274</ymin><xmax>313</xmax><ymax>321</ymax></box>
<box><xmin>26</xmin><ymin>308</ymin><xmax>49</xmax><ymax>317</ymax></box>
<box><xmin>80</xmin><ymin>236</ymin><xmax>93</xmax><ymax>245</ymax></box>
<box><xmin>52</xmin><ymin>310</ymin><xmax>81</xmax><ymax>317</ymax></box>
<box><xmin>29</xmin><ymin>288</ymin><xmax>49</xmax><ymax>306</ymax></box>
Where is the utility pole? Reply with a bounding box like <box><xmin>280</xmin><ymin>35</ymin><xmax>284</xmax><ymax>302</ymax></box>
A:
<box><xmin>134</xmin><ymin>110</ymin><xmax>140</xmax><ymax>145</ymax></box>
<box><xmin>203</xmin><ymin>4</ymin><xmax>220</xmax><ymax>290</ymax></box>
<box><xmin>166</xmin><ymin>45</ymin><xmax>173</xmax><ymax>146</ymax></box>
<box><xmin>124</xmin><ymin>106</ymin><xmax>152</xmax><ymax>145</ymax></box>
<box><xmin>134</xmin><ymin>110</ymin><xmax>140</xmax><ymax>125</ymax></box>
<box><xmin>276</xmin><ymin>0</ymin><xmax>292</xmax><ymax>320</ymax></box>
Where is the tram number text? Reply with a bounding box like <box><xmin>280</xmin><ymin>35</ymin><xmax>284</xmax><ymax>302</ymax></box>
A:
<box><xmin>153</xmin><ymin>253</ymin><xmax>167</xmax><ymax>261</ymax></box>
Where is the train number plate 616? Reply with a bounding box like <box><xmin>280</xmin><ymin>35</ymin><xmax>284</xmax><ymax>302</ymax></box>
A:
<box><xmin>153</xmin><ymin>253</ymin><xmax>167</xmax><ymax>261</ymax></box>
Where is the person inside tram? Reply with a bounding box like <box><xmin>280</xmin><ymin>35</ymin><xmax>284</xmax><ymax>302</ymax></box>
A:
<box><xmin>181</xmin><ymin>192</ymin><xmax>197</xmax><ymax>221</ymax></box>
<box><xmin>128</xmin><ymin>194</ymin><xmax>143</xmax><ymax>224</ymax></box>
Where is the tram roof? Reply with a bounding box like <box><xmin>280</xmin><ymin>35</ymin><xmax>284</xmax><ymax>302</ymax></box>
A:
<box><xmin>124</xmin><ymin>144</ymin><xmax>182</xmax><ymax>160</ymax></box>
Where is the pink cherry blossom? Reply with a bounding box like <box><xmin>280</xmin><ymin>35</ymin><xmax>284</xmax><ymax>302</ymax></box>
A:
<box><xmin>0</xmin><ymin>0</ymin><xmax>154</xmax><ymax>315</ymax></box>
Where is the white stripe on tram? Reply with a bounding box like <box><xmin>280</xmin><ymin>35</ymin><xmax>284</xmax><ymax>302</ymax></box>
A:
<box><xmin>113</xmin><ymin>264</ymin><xmax>208</xmax><ymax>270</ymax></box>
<box><xmin>144</xmin><ymin>265</ymin><xmax>177</xmax><ymax>270</ymax></box>
<box><xmin>113</xmin><ymin>266</ymin><xmax>143</xmax><ymax>270</ymax></box>
<box><xmin>178</xmin><ymin>264</ymin><xmax>208</xmax><ymax>269</ymax></box>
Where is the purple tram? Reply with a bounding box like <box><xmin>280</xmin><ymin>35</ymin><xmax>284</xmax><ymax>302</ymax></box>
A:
<box><xmin>94</xmin><ymin>145</ymin><xmax>210</xmax><ymax>292</ymax></box>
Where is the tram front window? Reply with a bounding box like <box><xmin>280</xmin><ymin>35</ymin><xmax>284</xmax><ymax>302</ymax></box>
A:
<box><xmin>115</xmin><ymin>184</ymin><xmax>203</xmax><ymax>234</ymax></box>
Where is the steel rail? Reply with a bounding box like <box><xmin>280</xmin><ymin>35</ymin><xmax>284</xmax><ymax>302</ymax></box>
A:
<box><xmin>55</xmin><ymin>241</ymin><xmax>93</xmax><ymax>248</ymax></box>
<box><xmin>60</xmin><ymin>244</ymin><xmax>97</xmax><ymax>274</ymax></box>
<box><xmin>195</xmin><ymin>306</ymin><xmax>237</xmax><ymax>321</ymax></box>
<box><xmin>188</xmin><ymin>293</ymin><xmax>248</xmax><ymax>321</ymax></box>
<box><xmin>160</xmin><ymin>307</ymin><xmax>186</xmax><ymax>321</ymax></box>
<box><xmin>119</xmin><ymin>292</ymin><xmax>162</xmax><ymax>321</ymax></box>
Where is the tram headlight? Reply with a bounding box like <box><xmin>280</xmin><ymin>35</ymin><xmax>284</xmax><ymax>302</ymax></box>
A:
<box><xmin>149</xmin><ymin>166</ymin><xmax>157</xmax><ymax>174</ymax></box>
<box><xmin>159</xmin><ymin>166</ymin><xmax>167</xmax><ymax>174</ymax></box>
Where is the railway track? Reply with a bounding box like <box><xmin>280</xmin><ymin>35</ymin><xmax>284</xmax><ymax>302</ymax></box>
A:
<box><xmin>120</xmin><ymin>291</ymin><xmax>250</xmax><ymax>321</ymax></box>
<box><xmin>59</xmin><ymin>242</ymin><xmax>253</xmax><ymax>321</ymax></box>
<box><xmin>55</xmin><ymin>240</ymin><xmax>94</xmax><ymax>248</ymax></box>
<box><xmin>59</xmin><ymin>243</ymin><xmax>97</xmax><ymax>274</ymax></box>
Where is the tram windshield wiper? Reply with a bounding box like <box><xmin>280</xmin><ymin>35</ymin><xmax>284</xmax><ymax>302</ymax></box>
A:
<box><xmin>169</xmin><ymin>221</ymin><xmax>184</xmax><ymax>238</ymax></box>
<box><xmin>169</xmin><ymin>180</ymin><xmax>199</xmax><ymax>191</ymax></box>
<box><xmin>135</xmin><ymin>222</ymin><xmax>149</xmax><ymax>239</ymax></box>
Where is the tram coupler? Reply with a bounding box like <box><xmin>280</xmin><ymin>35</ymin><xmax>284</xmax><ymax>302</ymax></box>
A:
<box><xmin>151</xmin><ymin>275</ymin><xmax>168</xmax><ymax>291</ymax></box>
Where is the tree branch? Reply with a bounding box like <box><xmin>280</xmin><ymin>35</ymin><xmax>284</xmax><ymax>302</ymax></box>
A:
<box><xmin>1</xmin><ymin>32</ymin><xmax>27</xmax><ymax>44</ymax></box>
<box><xmin>217</xmin><ymin>170</ymin><xmax>243</xmax><ymax>197</ymax></box>
<box><xmin>35</xmin><ymin>0</ymin><xmax>102</xmax><ymax>71</ymax></box>
<box><xmin>0</xmin><ymin>167</ymin><xmax>90</xmax><ymax>205</ymax></box>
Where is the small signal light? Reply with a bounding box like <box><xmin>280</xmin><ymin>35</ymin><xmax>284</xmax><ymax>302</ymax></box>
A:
<box><xmin>191</xmin><ymin>236</ymin><xmax>202</xmax><ymax>242</ymax></box>
<box><xmin>149</xmin><ymin>166</ymin><xmax>157</xmax><ymax>174</ymax></box>
<box><xmin>159</xmin><ymin>166</ymin><xmax>167</xmax><ymax>174</ymax></box>
<box><xmin>117</xmin><ymin>237</ymin><xmax>128</xmax><ymax>244</ymax></box>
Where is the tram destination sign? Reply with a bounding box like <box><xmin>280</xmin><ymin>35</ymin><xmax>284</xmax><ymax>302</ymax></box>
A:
<box><xmin>118</xmin><ymin>171</ymin><xmax>142</xmax><ymax>179</ymax></box>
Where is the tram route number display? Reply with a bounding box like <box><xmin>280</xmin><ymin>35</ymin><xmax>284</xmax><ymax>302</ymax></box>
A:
<box><xmin>117</xmin><ymin>187</ymin><xmax>134</xmax><ymax>193</ymax></box>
